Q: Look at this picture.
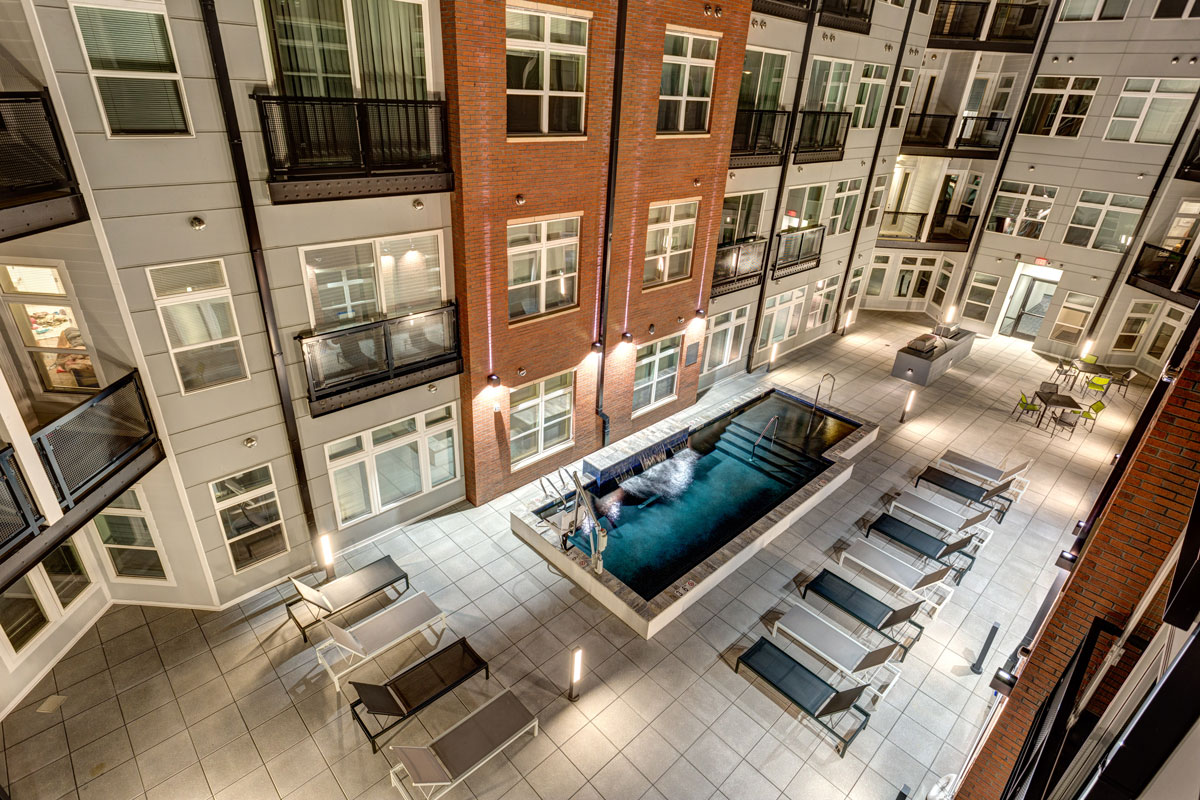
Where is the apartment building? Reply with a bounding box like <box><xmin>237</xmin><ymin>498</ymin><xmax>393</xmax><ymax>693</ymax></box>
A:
<box><xmin>0</xmin><ymin>0</ymin><xmax>1197</xmax><ymax>796</ymax></box>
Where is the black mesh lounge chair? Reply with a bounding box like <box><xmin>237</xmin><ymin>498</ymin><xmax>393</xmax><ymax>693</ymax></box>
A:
<box><xmin>914</xmin><ymin>466</ymin><xmax>1014</xmax><ymax>521</ymax></box>
<box><xmin>287</xmin><ymin>555</ymin><xmax>409</xmax><ymax>642</ymax></box>
<box><xmin>840</xmin><ymin>540</ymin><xmax>955</xmax><ymax>619</ymax></box>
<box><xmin>801</xmin><ymin>569</ymin><xmax>923</xmax><ymax>660</ymax></box>
<box><xmin>736</xmin><ymin>637</ymin><xmax>870</xmax><ymax>756</ymax></box>
<box><xmin>389</xmin><ymin>690</ymin><xmax>538</xmax><ymax>799</ymax></box>
<box><xmin>773</xmin><ymin>601</ymin><xmax>901</xmax><ymax>704</ymax></box>
<box><xmin>350</xmin><ymin>637</ymin><xmax>489</xmax><ymax>752</ymax></box>
<box><xmin>866</xmin><ymin>513</ymin><xmax>976</xmax><ymax>584</ymax></box>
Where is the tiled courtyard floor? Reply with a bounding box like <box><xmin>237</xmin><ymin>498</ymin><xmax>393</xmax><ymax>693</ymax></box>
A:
<box><xmin>0</xmin><ymin>311</ymin><xmax>1150</xmax><ymax>800</ymax></box>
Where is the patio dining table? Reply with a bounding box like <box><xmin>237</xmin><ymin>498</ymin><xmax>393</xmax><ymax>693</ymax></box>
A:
<box><xmin>1068</xmin><ymin>360</ymin><xmax>1112</xmax><ymax>391</ymax></box>
<box><xmin>1035</xmin><ymin>390</ymin><xmax>1083</xmax><ymax>428</ymax></box>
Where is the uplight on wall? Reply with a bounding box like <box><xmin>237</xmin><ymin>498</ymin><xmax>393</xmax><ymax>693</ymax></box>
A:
<box><xmin>319</xmin><ymin>534</ymin><xmax>334</xmax><ymax>567</ymax></box>
<box><xmin>1081</xmin><ymin>339</ymin><xmax>1094</xmax><ymax>358</ymax></box>
<box><xmin>945</xmin><ymin>305</ymin><xmax>957</xmax><ymax>324</ymax></box>
<box><xmin>568</xmin><ymin>648</ymin><xmax>583</xmax><ymax>701</ymax></box>
<box><xmin>768</xmin><ymin>343</ymin><xmax>779</xmax><ymax>373</ymax></box>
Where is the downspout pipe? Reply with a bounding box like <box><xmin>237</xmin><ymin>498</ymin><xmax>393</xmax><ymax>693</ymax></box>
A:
<box><xmin>744</xmin><ymin>12</ymin><xmax>815</xmax><ymax>373</ymax></box>
<box><xmin>198</xmin><ymin>1</ymin><xmax>320</xmax><ymax>555</ymax></box>
<box><xmin>595</xmin><ymin>0</ymin><xmax>629</xmax><ymax>446</ymax></box>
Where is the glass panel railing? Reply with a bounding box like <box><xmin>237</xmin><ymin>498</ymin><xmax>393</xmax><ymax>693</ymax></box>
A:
<box><xmin>712</xmin><ymin>239</ymin><xmax>768</xmax><ymax>296</ymax></box>
<box><xmin>903</xmin><ymin>114</ymin><xmax>957</xmax><ymax>147</ymax></box>
<box><xmin>819</xmin><ymin>0</ymin><xmax>873</xmax><ymax>30</ymax></box>
<box><xmin>928</xmin><ymin>212</ymin><xmax>979</xmax><ymax>245</ymax></box>
<box><xmin>793</xmin><ymin>111</ymin><xmax>851</xmax><ymax>161</ymax></box>
<box><xmin>879</xmin><ymin>212</ymin><xmax>927</xmax><ymax>241</ymax></box>
<box><xmin>1178</xmin><ymin>132</ymin><xmax>1200</xmax><ymax>182</ymax></box>
<box><xmin>1130</xmin><ymin>243</ymin><xmax>1186</xmax><ymax>291</ymax></box>
<box><xmin>958</xmin><ymin>116</ymin><xmax>1010</xmax><ymax>149</ymax></box>
<box><xmin>730</xmin><ymin>109</ymin><xmax>790</xmax><ymax>161</ymax></box>
<box><xmin>751</xmin><ymin>0</ymin><xmax>815</xmax><ymax>19</ymax></box>
<box><xmin>988</xmin><ymin>2</ymin><xmax>1047</xmax><ymax>41</ymax></box>
<box><xmin>775</xmin><ymin>226</ymin><xmax>825</xmax><ymax>266</ymax></box>
<box><xmin>0</xmin><ymin>91</ymin><xmax>77</xmax><ymax>209</ymax></box>
<box><xmin>930</xmin><ymin>1</ymin><xmax>988</xmax><ymax>38</ymax></box>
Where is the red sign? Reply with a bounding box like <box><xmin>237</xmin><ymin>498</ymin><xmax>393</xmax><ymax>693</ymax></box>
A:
<box><xmin>1034</xmin><ymin>257</ymin><xmax>1050</xmax><ymax>266</ymax></box>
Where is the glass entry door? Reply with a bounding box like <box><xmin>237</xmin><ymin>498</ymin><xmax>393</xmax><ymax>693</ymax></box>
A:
<box><xmin>1000</xmin><ymin>275</ymin><xmax>1058</xmax><ymax>340</ymax></box>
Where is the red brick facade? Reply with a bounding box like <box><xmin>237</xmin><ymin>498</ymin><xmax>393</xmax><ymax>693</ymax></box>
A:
<box><xmin>956</xmin><ymin>334</ymin><xmax>1200</xmax><ymax>799</ymax></box>
<box><xmin>441</xmin><ymin>0</ymin><xmax>750</xmax><ymax>503</ymax></box>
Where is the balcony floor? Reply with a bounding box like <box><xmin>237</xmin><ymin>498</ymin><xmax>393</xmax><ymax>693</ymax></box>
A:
<box><xmin>0</xmin><ymin>311</ymin><xmax>1151</xmax><ymax>800</ymax></box>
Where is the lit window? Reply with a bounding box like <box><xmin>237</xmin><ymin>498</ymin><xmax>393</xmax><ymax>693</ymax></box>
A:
<box><xmin>830</xmin><ymin>179</ymin><xmax>863</xmax><ymax>234</ymax></box>
<box><xmin>757</xmin><ymin>289</ymin><xmax>807</xmax><ymax>349</ymax></box>
<box><xmin>781</xmin><ymin>184</ymin><xmax>825</xmax><ymax>230</ymax></box>
<box><xmin>962</xmin><ymin>272</ymin><xmax>1001</xmax><ymax>321</ymax></box>
<box><xmin>807</xmin><ymin>58</ymin><xmax>853</xmax><ymax>112</ymax></box>
<box><xmin>864</xmin><ymin>175</ymin><xmax>889</xmax><ymax>228</ymax></box>
<box><xmin>210</xmin><ymin>465</ymin><xmax>289</xmax><ymax>571</ymax></box>
<box><xmin>890</xmin><ymin>68</ymin><xmax>914</xmax><ymax>128</ymax></box>
<box><xmin>644</xmin><ymin>201</ymin><xmax>697</xmax><ymax>287</ymax></box>
<box><xmin>931</xmin><ymin>261</ymin><xmax>954</xmax><ymax>307</ymax></box>
<box><xmin>808</xmin><ymin>277</ymin><xmax>840</xmax><ymax>330</ymax></box>
<box><xmin>633</xmin><ymin>336</ymin><xmax>681</xmax><ymax>413</ymax></box>
<box><xmin>658</xmin><ymin>31</ymin><xmax>717</xmax><ymax>133</ymax></box>
<box><xmin>987</xmin><ymin>181</ymin><xmax>1058</xmax><ymax>239</ymax></box>
<box><xmin>720</xmin><ymin>193</ymin><xmax>765</xmax><ymax>244</ymax></box>
<box><xmin>1063</xmin><ymin>191</ymin><xmax>1147</xmax><ymax>252</ymax></box>
<box><xmin>1104</xmin><ymin>78</ymin><xmax>1200</xmax><ymax>145</ymax></box>
<box><xmin>506</xmin><ymin>8</ymin><xmax>588</xmax><ymax>135</ymax></box>
<box><xmin>739</xmin><ymin>48</ymin><xmax>786</xmax><ymax>109</ymax></box>
<box><xmin>507</xmin><ymin>218</ymin><xmax>579</xmax><ymax>320</ymax></box>
<box><xmin>851</xmin><ymin>64</ymin><xmax>890</xmax><ymax>129</ymax></box>
<box><xmin>1112</xmin><ymin>301</ymin><xmax>1160</xmax><ymax>351</ymax></box>
<box><xmin>1</xmin><ymin>263</ymin><xmax>98</xmax><ymax>394</ymax></box>
<box><xmin>1048</xmin><ymin>292</ymin><xmax>1097</xmax><ymax>345</ymax></box>
<box><xmin>1018</xmin><ymin>76</ymin><xmax>1099</xmax><ymax>138</ymax></box>
<box><xmin>510</xmin><ymin>372</ymin><xmax>574</xmax><ymax>464</ymax></box>
<box><xmin>94</xmin><ymin>487</ymin><xmax>168</xmax><ymax>580</ymax></box>
<box><xmin>702</xmin><ymin>306</ymin><xmax>749</xmax><ymax>374</ymax></box>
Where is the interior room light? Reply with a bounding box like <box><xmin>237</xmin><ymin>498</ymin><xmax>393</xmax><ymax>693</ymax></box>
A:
<box><xmin>568</xmin><ymin>648</ymin><xmax>583</xmax><ymax>701</ymax></box>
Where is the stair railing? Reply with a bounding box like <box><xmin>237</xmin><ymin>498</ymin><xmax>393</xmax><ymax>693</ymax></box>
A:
<box><xmin>750</xmin><ymin>415</ymin><xmax>780</xmax><ymax>461</ymax></box>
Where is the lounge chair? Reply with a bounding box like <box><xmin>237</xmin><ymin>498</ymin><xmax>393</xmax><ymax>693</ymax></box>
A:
<box><xmin>801</xmin><ymin>569</ymin><xmax>923</xmax><ymax>660</ymax></box>
<box><xmin>287</xmin><ymin>555</ymin><xmax>409</xmax><ymax>642</ymax></box>
<box><xmin>316</xmin><ymin>591</ymin><xmax>445</xmax><ymax>691</ymax></box>
<box><xmin>389</xmin><ymin>690</ymin><xmax>538</xmax><ymax>800</ymax></box>
<box><xmin>772</xmin><ymin>600</ymin><xmax>901</xmax><ymax>704</ymax></box>
<box><xmin>890</xmin><ymin>489</ymin><xmax>993</xmax><ymax>550</ymax></box>
<box><xmin>350</xmin><ymin>637</ymin><xmax>489</xmax><ymax>752</ymax></box>
<box><xmin>865</xmin><ymin>512</ymin><xmax>976</xmax><ymax>584</ymax></box>
<box><xmin>840</xmin><ymin>539</ymin><xmax>955</xmax><ymax>617</ymax></box>
<box><xmin>736</xmin><ymin>637</ymin><xmax>870</xmax><ymax>756</ymax></box>
<box><xmin>935</xmin><ymin>450</ymin><xmax>1030</xmax><ymax>497</ymax></box>
<box><xmin>914</xmin><ymin>466</ymin><xmax>1014</xmax><ymax>522</ymax></box>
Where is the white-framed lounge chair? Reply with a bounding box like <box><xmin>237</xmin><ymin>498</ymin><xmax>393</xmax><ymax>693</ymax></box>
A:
<box><xmin>772</xmin><ymin>600</ymin><xmax>902</xmax><ymax>704</ymax></box>
<box><xmin>914</xmin><ymin>467</ymin><xmax>1015</xmax><ymax>522</ymax></box>
<box><xmin>388</xmin><ymin>690</ymin><xmax>538</xmax><ymax>800</ymax></box>
<box><xmin>840</xmin><ymin>539</ymin><xmax>954</xmax><ymax>618</ymax></box>
<box><xmin>287</xmin><ymin>555</ymin><xmax>409</xmax><ymax>642</ymax></box>
<box><xmin>890</xmin><ymin>489</ymin><xmax>993</xmax><ymax>553</ymax></box>
<box><xmin>316</xmin><ymin>591</ymin><xmax>445</xmax><ymax>691</ymax></box>
<box><xmin>937</xmin><ymin>450</ymin><xmax>1030</xmax><ymax>499</ymax></box>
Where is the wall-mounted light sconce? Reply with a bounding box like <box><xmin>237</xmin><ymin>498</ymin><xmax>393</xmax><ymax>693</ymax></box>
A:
<box><xmin>1191</xmin><ymin>57</ymin><xmax>1197</xmax><ymax>64</ymax></box>
<box><xmin>189</xmin><ymin>216</ymin><xmax>206</xmax><ymax>231</ymax></box>
<box><xmin>591</xmin><ymin>341</ymin><xmax>604</xmax><ymax>353</ymax></box>
<box><xmin>728</xmin><ymin>171</ymin><xmax>736</xmax><ymax>179</ymax></box>
<box><xmin>990</xmin><ymin>667</ymin><xmax>1017</xmax><ymax>696</ymax></box>
<box><xmin>1137</xmin><ymin>173</ymin><xmax>1145</xmax><ymax>180</ymax></box>
<box><xmin>517</xmin><ymin>367</ymin><xmax>527</xmax><ymax>377</ymax></box>
<box><xmin>648</xmin><ymin>324</ymin><xmax>656</xmax><ymax>335</ymax></box>
<box><xmin>412</xmin><ymin>198</ymin><xmax>424</xmax><ymax>210</ymax></box>
<box><xmin>1172</xmin><ymin>56</ymin><xmax>1180</xmax><ymax>64</ymax></box>
<box><xmin>695</xmin><ymin>309</ymin><xmax>706</xmax><ymax>318</ymax></box>
<box><xmin>1028</xmin><ymin>164</ymin><xmax>1035</xmax><ymax>171</ymax></box>
<box><xmin>515</xmin><ymin>194</ymin><xmax>525</xmax><ymax>205</ymax></box>
<box><xmin>242</xmin><ymin>436</ymin><xmax>257</xmax><ymax>448</ymax></box>
<box><xmin>487</xmin><ymin>374</ymin><xmax>501</xmax><ymax>387</ymax></box>
<box><xmin>621</xmin><ymin>331</ymin><xmax>633</xmax><ymax>342</ymax></box>
<box><xmin>427</xmin><ymin>383</ymin><xmax>438</xmax><ymax>393</ymax></box>
<box><xmin>693</xmin><ymin>178</ymin><xmax>701</xmax><ymax>187</ymax></box>
<box><xmin>676</xmin><ymin>316</ymin><xmax>685</xmax><ymax>324</ymax></box>
<box><xmin>1067</xmin><ymin>56</ymin><xmax>1074</xmax><ymax>63</ymax></box>
<box><xmin>1051</xmin><ymin>56</ymin><xmax>1059</xmax><ymax>63</ymax></box>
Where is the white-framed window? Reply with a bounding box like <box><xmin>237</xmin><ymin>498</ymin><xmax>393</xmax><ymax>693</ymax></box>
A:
<box><xmin>1146</xmin><ymin>306</ymin><xmax>1188</xmax><ymax>359</ymax></box>
<box><xmin>931</xmin><ymin>261</ymin><xmax>954</xmax><ymax>307</ymax></box>
<box><xmin>644</xmin><ymin>201</ymin><xmax>697</xmax><ymax>287</ymax></box>
<box><xmin>633</xmin><ymin>335</ymin><xmax>681</xmax><ymax>413</ymax></box>
<box><xmin>0</xmin><ymin>575</ymin><xmax>50</xmax><ymax>655</ymax></box>
<box><xmin>1060</xmin><ymin>0</ymin><xmax>1129</xmax><ymax>20</ymax></box>
<box><xmin>0</xmin><ymin>539</ymin><xmax>96</xmax><ymax>660</ymax></box>
<box><xmin>148</xmin><ymin>260</ymin><xmax>250</xmax><ymax>395</ymax></box>
<box><xmin>894</xmin><ymin>256</ymin><xmax>937</xmax><ymax>299</ymax></box>
<box><xmin>505</xmin><ymin>7</ymin><xmax>588</xmax><ymax>135</ymax></box>
<box><xmin>93</xmin><ymin>486</ymin><xmax>170</xmax><ymax>581</ymax></box>
<box><xmin>781</xmin><ymin>184</ymin><xmax>825</xmax><ymax>230</ymax></box>
<box><xmin>1153</xmin><ymin>0</ymin><xmax>1200</xmax><ymax>16</ymax></box>
<box><xmin>507</xmin><ymin>217</ymin><xmax>579</xmax><ymax>320</ymax></box>
<box><xmin>0</xmin><ymin>262</ymin><xmax>100</xmax><ymax>394</ymax></box>
<box><xmin>70</xmin><ymin>2</ymin><xmax>191</xmax><ymax>136</ymax></box>
<box><xmin>702</xmin><ymin>305</ymin><xmax>749</xmax><ymax>374</ymax></box>
<box><xmin>808</xmin><ymin>276</ymin><xmax>840</xmax><ymax>330</ymax></box>
<box><xmin>510</xmin><ymin>372</ymin><xmax>573</xmax><ymax>465</ymax></box>
<box><xmin>991</xmin><ymin>74</ymin><xmax>1016</xmax><ymax>115</ymax></box>
<box><xmin>739</xmin><ymin>47</ymin><xmax>787</xmax><ymax>109</ymax></box>
<box><xmin>988</xmin><ymin>181</ymin><xmax>1058</xmax><ymax>239</ymax></box>
<box><xmin>1105</xmin><ymin>78</ymin><xmax>1200</xmax><ymax>145</ymax></box>
<box><xmin>1048</xmin><ymin>292</ymin><xmax>1097</xmax><ymax>345</ymax></box>
<box><xmin>864</xmin><ymin>175</ymin><xmax>888</xmax><ymax>228</ymax></box>
<box><xmin>890</xmin><ymin>68</ymin><xmax>914</xmax><ymax>128</ymax></box>
<box><xmin>1164</xmin><ymin>200</ymin><xmax>1200</xmax><ymax>251</ymax></box>
<box><xmin>807</xmin><ymin>58</ymin><xmax>853</xmax><ymax>112</ymax></box>
<box><xmin>720</xmin><ymin>192</ymin><xmax>765</xmax><ymax>244</ymax></box>
<box><xmin>210</xmin><ymin>464</ymin><xmax>289</xmax><ymax>571</ymax></box>
<box><xmin>1063</xmin><ymin>191</ymin><xmax>1147</xmax><ymax>252</ymax></box>
<box><xmin>42</xmin><ymin>541</ymin><xmax>91</xmax><ymax>611</ymax></box>
<box><xmin>1112</xmin><ymin>300</ymin><xmax>1160</xmax><ymax>351</ymax></box>
<box><xmin>865</xmin><ymin>256</ymin><xmax>889</xmax><ymax>297</ymax></box>
<box><xmin>299</xmin><ymin>230</ymin><xmax>445</xmax><ymax>329</ymax></box>
<box><xmin>1018</xmin><ymin>76</ymin><xmax>1099</xmax><ymax>137</ymax></box>
<box><xmin>830</xmin><ymin>179</ymin><xmax>863</xmax><ymax>235</ymax></box>
<box><xmin>658</xmin><ymin>30</ymin><xmax>717</xmax><ymax>133</ymax></box>
<box><xmin>851</xmin><ymin>64</ymin><xmax>890</xmax><ymax>129</ymax></box>
<box><xmin>757</xmin><ymin>288</ymin><xmax>807</xmax><ymax>349</ymax></box>
<box><xmin>962</xmin><ymin>272</ymin><xmax>1001</xmax><ymax>321</ymax></box>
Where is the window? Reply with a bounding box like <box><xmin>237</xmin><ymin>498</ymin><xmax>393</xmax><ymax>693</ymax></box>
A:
<box><xmin>506</xmin><ymin>8</ymin><xmax>588</xmax><ymax>135</ymax></box>
<box><xmin>720</xmin><ymin>193</ymin><xmax>764</xmax><ymax>244</ymax></box>
<box><xmin>644</xmin><ymin>201</ymin><xmax>697</xmax><ymax>286</ymax></box>
<box><xmin>703</xmin><ymin>306</ymin><xmax>749</xmax><ymax>373</ymax></box>
<box><xmin>865</xmin><ymin>260</ymin><xmax>887</xmax><ymax>297</ymax></box>
<box><xmin>1</xmin><ymin>263</ymin><xmax>98</xmax><ymax>393</ymax></box>
<box><xmin>807</xmin><ymin>58</ymin><xmax>852</xmax><ymax>112</ymax></box>
<box><xmin>1063</xmin><ymin>191</ymin><xmax>1147</xmax><ymax>252</ymax></box>
<box><xmin>739</xmin><ymin>48</ymin><xmax>786</xmax><ymax>109</ymax></box>
<box><xmin>1153</xmin><ymin>0</ymin><xmax>1200</xmax><ymax>17</ymax></box>
<box><xmin>0</xmin><ymin>576</ymin><xmax>48</xmax><ymax>653</ymax></box>
<box><xmin>210</xmin><ymin>465</ymin><xmax>288</xmax><ymax>571</ymax></box>
<box><xmin>781</xmin><ymin>184</ymin><xmax>825</xmax><ymax>230</ymax></box>
<box><xmin>658</xmin><ymin>31</ymin><xmax>717</xmax><ymax>133</ymax></box>
<box><xmin>931</xmin><ymin>261</ymin><xmax>954</xmax><ymax>307</ymax></box>
<box><xmin>991</xmin><ymin>75</ymin><xmax>1016</xmax><ymax>115</ymax></box>
<box><xmin>507</xmin><ymin>217</ymin><xmax>579</xmax><ymax>320</ymax></box>
<box><xmin>148</xmin><ymin>260</ymin><xmax>249</xmax><ymax>394</ymax></box>
<box><xmin>510</xmin><ymin>373</ymin><xmax>573</xmax><ymax>464</ymax></box>
<box><xmin>987</xmin><ymin>182</ymin><xmax>1058</xmax><ymax>239</ymax></box>
<box><xmin>72</xmin><ymin>4</ymin><xmax>190</xmax><ymax>136</ymax></box>
<box><xmin>633</xmin><ymin>336</ymin><xmax>681</xmax><ymax>413</ymax></box>
<box><xmin>94</xmin><ymin>487</ymin><xmax>167</xmax><ymax>580</ymax></box>
<box><xmin>830</xmin><ymin>179</ymin><xmax>863</xmax><ymax>235</ymax></box>
<box><xmin>890</xmin><ymin>68</ymin><xmax>914</xmax><ymax>128</ymax></box>
<box><xmin>757</xmin><ymin>289</ymin><xmax>807</xmax><ymax>349</ymax></box>
<box><xmin>1105</xmin><ymin>78</ymin><xmax>1200</xmax><ymax>145</ymax></box>
<box><xmin>325</xmin><ymin>405</ymin><xmax>460</xmax><ymax>526</ymax></box>
<box><xmin>1163</xmin><ymin>200</ymin><xmax>1200</xmax><ymax>251</ymax></box>
<box><xmin>300</xmin><ymin>230</ymin><xmax>445</xmax><ymax>329</ymax></box>
<box><xmin>1060</xmin><ymin>0</ymin><xmax>1129</xmax><ymax>20</ymax></box>
<box><xmin>864</xmin><ymin>176</ymin><xmax>888</xmax><ymax>228</ymax></box>
<box><xmin>1048</xmin><ymin>292</ymin><xmax>1097</xmax><ymax>344</ymax></box>
<box><xmin>1019</xmin><ymin>77</ymin><xmax>1099</xmax><ymax>137</ymax></box>
<box><xmin>894</xmin><ymin>256</ymin><xmax>936</xmax><ymax>299</ymax></box>
<box><xmin>1113</xmin><ymin>301</ymin><xmax>1160</xmax><ymax>351</ymax></box>
<box><xmin>808</xmin><ymin>277</ymin><xmax>839</xmax><ymax>330</ymax></box>
<box><xmin>1146</xmin><ymin>307</ymin><xmax>1187</xmax><ymax>359</ymax></box>
<box><xmin>42</xmin><ymin>543</ymin><xmax>89</xmax><ymax>609</ymax></box>
<box><xmin>963</xmin><ymin>272</ymin><xmax>1000</xmax><ymax>321</ymax></box>
<box><xmin>852</xmin><ymin>64</ymin><xmax>889</xmax><ymax>129</ymax></box>
<box><xmin>959</xmin><ymin>173</ymin><xmax>983</xmax><ymax>218</ymax></box>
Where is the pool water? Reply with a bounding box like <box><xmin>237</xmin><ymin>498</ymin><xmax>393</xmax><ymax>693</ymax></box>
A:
<box><xmin>563</xmin><ymin>392</ymin><xmax>858</xmax><ymax>601</ymax></box>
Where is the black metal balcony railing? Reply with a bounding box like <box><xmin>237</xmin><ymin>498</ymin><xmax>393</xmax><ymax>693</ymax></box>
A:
<box><xmin>818</xmin><ymin>0</ymin><xmax>873</xmax><ymax>33</ymax></box>
<box><xmin>988</xmin><ymin>2</ymin><xmax>1047</xmax><ymax>41</ymax></box>
<box><xmin>730</xmin><ymin>109</ymin><xmax>791</xmax><ymax>168</ymax></box>
<box><xmin>957</xmin><ymin>115</ymin><xmax>1009</xmax><ymax>149</ymax></box>
<box><xmin>0</xmin><ymin>91</ymin><xmax>77</xmax><ymax>209</ymax></box>
<box><xmin>1128</xmin><ymin>243</ymin><xmax>1200</xmax><ymax>300</ymax></box>
<box><xmin>1179</xmin><ymin>131</ymin><xmax>1200</xmax><ymax>182</ymax></box>
<box><xmin>254</xmin><ymin>95</ymin><xmax>451</xmax><ymax>183</ymax></box>
<box><xmin>793</xmin><ymin>111</ymin><xmax>851</xmax><ymax>164</ymax></box>
<box><xmin>903</xmin><ymin>113</ymin><xmax>958</xmax><ymax>148</ymax></box>
<box><xmin>751</xmin><ymin>0</ymin><xmax>814</xmax><ymax>20</ymax></box>
<box><xmin>0</xmin><ymin>449</ymin><xmax>42</xmax><ymax>561</ymax></box>
<box><xmin>930</xmin><ymin>1</ymin><xmax>988</xmax><ymax>38</ymax></box>
<box><xmin>772</xmin><ymin>225</ymin><xmax>825</xmax><ymax>279</ymax></box>
<box><xmin>928</xmin><ymin>212</ymin><xmax>979</xmax><ymax>245</ymax></box>
<box><xmin>298</xmin><ymin>303</ymin><xmax>462</xmax><ymax>416</ymax></box>
<box><xmin>879</xmin><ymin>211</ymin><xmax>927</xmax><ymax>242</ymax></box>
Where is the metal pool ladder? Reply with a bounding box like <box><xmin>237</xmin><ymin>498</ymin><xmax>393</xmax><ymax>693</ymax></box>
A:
<box><xmin>750</xmin><ymin>415</ymin><xmax>779</xmax><ymax>461</ymax></box>
<box><xmin>807</xmin><ymin>372</ymin><xmax>836</xmax><ymax>438</ymax></box>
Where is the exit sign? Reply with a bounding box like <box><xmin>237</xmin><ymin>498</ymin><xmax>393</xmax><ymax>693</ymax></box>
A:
<box><xmin>1034</xmin><ymin>257</ymin><xmax>1050</xmax><ymax>266</ymax></box>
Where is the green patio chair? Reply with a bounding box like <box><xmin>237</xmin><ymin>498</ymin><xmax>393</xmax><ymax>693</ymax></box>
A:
<box><xmin>1010</xmin><ymin>392</ymin><xmax>1040</xmax><ymax>422</ymax></box>
<box><xmin>1082</xmin><ymin>400</ymin><xmax>1105</xmax><ymax>431</ymax></box>
<box><xmin>1084</xmin><ymin>376</ymin><xmax>1110</xmax><ymax>397</ymax></box>
<box><xmin>1080</xmin><ymin>354</ymin><xmax>1098</xmax><ymax>364</ymax></box>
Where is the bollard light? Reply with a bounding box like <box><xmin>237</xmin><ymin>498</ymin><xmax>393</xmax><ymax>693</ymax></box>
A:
<box><xmin>567</xmin><ymin>648</ymin><xmax>583</xmax><ymax>702</ymax></box>
<box><xmin>900</xmin><ymin>388</ymin><xmax>916</xmax><ymax>423</ymax></box>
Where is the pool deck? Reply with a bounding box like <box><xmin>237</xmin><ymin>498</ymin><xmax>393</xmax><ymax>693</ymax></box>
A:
<box><xmin>511</xmin><ymin>382</ymin><xmax>878</xmax><ymax>639</ymax></box>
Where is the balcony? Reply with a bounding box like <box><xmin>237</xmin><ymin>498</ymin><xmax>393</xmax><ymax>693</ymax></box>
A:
<box><xmin>818</xmin><ymin>0</ymin><xmax>872</xmax><ymax>34</ymax></box>
<box><xmin>730</xmin><ymin>110</ymin><xmax>791</xmax><ymax>168</ymax></box>
<box><xmin>0</xmin><ymin>91</ymin><xmax>86</xmax><ymax>243</ymax></box>
<box><xmin>878</xmin><ymin>211</ymin><xmax>978</xmax><ymax>250</ymax></box>
<box><xmin>772</xmin><ymin>225</ymin><xmax>825</xmax><ymax>280</ymax></box>
<box><xmin>902</xmin><ymin>114</ymin><xmax>957</xmax><ymax>148</ymax></box>
<box><xmin>902</xmin><ymin>114</ymin><xmax>1009</xmax><ymax>157</ymax></box>
<box><xmin>987</xmin><ymin>3</ymin><xmax>1046</xmax><ymax>47</ymax></box>
<box><xmin>298</xmin><ymin>303</ymin><xmax>462</xmax><ymax>417</ymax></box>
<box><xmin>0</xmin><ymin>371</ymin><xmax>163</xmax><ymax>590</ymax></box>
<box><xmin>928</xmin><ymin>1</ymin><xmax>1045</xmax><ymax>50</ymax></box>
<box><xmin>254</xmin><ymin>95</ymin><xmax>453</xmax><ymax>204</ymax></box>
<box><xmin>929</xmin><ymin>1</ymin><xmax>987</xmax><ymax>41</ymax></box>
<box><xmin>793</xmin><ymin>111</ymin><xmax>851</xmax><ymax>164</ymax></box>
<box><xmin>712</xmin><ymin>239</ymin><xmax>768</xmax><ymax>297</ymax></box>
<box><xmin>751</xmin><ymin>0</ymin><xmax>814</xmax><ymax>20</ymax></box>
<box><xmin>1179</xmin><ymin>132</ymin><xmax>1200</xmax><ymax>182</ymax></box>
<box><xmin>1127</xmin><ymin>243</ymin><xmax>1200</xmax><ymax>303</ymax></box>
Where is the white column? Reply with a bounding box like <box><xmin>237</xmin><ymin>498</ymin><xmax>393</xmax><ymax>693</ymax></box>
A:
<box><xmin>0</xmin><ymin>377</ymin><xmax>62</xmax><ymax>525</ymax></box>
